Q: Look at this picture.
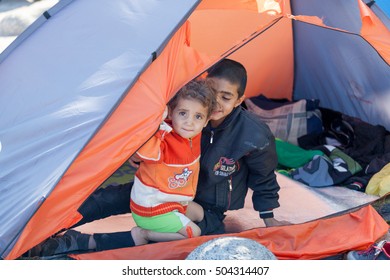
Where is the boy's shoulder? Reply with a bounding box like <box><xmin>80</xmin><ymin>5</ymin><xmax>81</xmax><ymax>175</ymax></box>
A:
<box><xmin>239</xmin><ymin>108</ymin><xmax>272</xmax><ymax>132</ymax></box>
<box><xmin>229</xmin><ymin>108</ymin><xmax>275</xmax><ymax>152</ymax></box>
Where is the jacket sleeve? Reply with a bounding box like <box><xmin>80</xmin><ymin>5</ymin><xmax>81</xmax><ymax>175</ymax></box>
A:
<box><xmin>136</xmin><ymin>126</ymin><xmax>170</xmax><ymax>163</ymax></box>
<box><xmin>244</xmin><ymin>134</ymin><xmax>280</xmax><ymax>218</ymax></box>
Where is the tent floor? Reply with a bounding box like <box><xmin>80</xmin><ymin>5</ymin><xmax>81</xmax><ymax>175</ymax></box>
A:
<box><xmin>75</xmin><ymin>173</ymin><xmax>384</xmax><ymax>235</ymax></box>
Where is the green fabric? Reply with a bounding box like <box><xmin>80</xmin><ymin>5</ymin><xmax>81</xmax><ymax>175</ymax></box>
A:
<box><xmin>275</xmin><ymin>138</ymin><xmax>324</xmax><ymax>169</ymax></box>
<box><xmin>132</xmin><ymin>211</ymin><xmax>186</xmax><ymax>233</ymax></box>
<box><xmin>329</xmin><ymin>147</ymin><xmax>362</xmax><ymax>174</ymax></box>
<box><xmin>276</xmin><ymin>169</ymin><xmax>292</xmax><ymax>177</ymax></box>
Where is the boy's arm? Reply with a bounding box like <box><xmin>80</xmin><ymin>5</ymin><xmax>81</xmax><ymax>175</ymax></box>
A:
<box><xmin>136</xmin><ymin>121</ymin><xmax>172</xmax><ymax>163</ymax></box>
<box><xmin>244</xmin><ymin>136</ymin><xmax>281</xmax><ymax>220</ymax></box>
<box><xmin>128</xmin><ymin>154</ymin><xmax>141</xmax><ymax>169</ymax></box>
<box><xmin>136</xmin><ymin>135</ymin><xmax>163</xmax><ymax>163</ymax></box>
<box><xmin>129</xmin><ymin>108</ymin><xmax>170</xmax><ymax>167</ymax></box>
<box><xmin>263</xmin><ymin>217</ymin><xmax>291</xmax><ymax>227</ymax></box>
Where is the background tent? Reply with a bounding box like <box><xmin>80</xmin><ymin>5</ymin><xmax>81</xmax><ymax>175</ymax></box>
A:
<box><xmin>0</xmin><ymin>0</ymin><xmax>389</xmax><ymax>260</ymax></box>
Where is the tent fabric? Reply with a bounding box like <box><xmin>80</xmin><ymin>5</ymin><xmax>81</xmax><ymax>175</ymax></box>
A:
<box><xmin>368</xmin><ymin>0</ymin><xmax>390</xmax><ymax>27</ymax></box>
<box><xmin>189</xmin><ymin>5</ymin><xmax>294</xmax><ymax>100</ymax></box>
<box><xmin>292</xmin><ymin>0</ymin><xmax>390</xmax><ymax>131</ymax></box>
<box><xmin>72</xmin><ymin>205</ymin><xmax>389</xmax><ymax>260</ymax></box>
<box><xmin>5</xmin><ymin>21</ymin><xmax>218</xmax><ymax>261</ymax></box>
<box><xmin>359</xmin><ymin>0</ymin><xmax>390</xmax><ymax>63</ymax></box>
<box><xmin>0</xmin><ymin>0</ymin><xmax>205</xmax><ymax>259</ymax></box>
<box><xmin>1</xmin><ymin>0</ymin><xmax>390</xmax><ymax>259</ymax></box>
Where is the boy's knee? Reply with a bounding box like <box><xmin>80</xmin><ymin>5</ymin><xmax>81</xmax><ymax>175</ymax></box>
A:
<box><xmin>196</xmin><ymin>209</ymin><xmax>226</xmax><ymax>235</ymax></box>
<box><xmin>186</xmin><ymin>224</ymin><xmax>201</xmax><ymax>238</ymax></box>
<box><xmin>193</xmin><ymin>226</ymin><xmax>201</xmax><ymax>237</ymax></box>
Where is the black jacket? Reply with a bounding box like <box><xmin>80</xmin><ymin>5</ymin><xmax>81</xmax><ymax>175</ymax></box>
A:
<box><xmin>194</xmin><ymin>106</ymin><xmax>280</xmax><ymax>218</ymax></box>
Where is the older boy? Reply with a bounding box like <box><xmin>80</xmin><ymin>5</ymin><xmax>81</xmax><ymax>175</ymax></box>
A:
<box><xmin>194</xmin><ymin>59</ymin><xmax>285</xmax><ymax>234</ymax></box>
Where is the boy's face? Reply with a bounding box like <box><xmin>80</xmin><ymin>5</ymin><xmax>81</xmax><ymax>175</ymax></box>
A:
<box><xmin>169</xmin><ymin>98</ymin><xmax>209</xmax><ymax>139</ymax></box>
<box><xmin>207</xmin><ymin>77</ymin><xmax>245</xmax><ymax>127</ymax></box>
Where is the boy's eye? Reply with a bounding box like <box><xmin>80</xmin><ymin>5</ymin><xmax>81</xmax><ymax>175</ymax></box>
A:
<box><xmin>218</xmin><ymin>93</ymin><xmax>232</xmax><ymax>101</ymax></box>
<box><xmin>178</xmin><ymin>111</ymin><xmax>186</xmax><ymax>116</ymax></box>
<box><xmin>195</xmin><ymin>114</ymin><xmax>204</xmax><ymax>120</ymax></box>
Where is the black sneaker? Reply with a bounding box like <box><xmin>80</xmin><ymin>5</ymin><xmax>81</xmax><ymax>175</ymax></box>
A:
<box><xmin>347</xmin><ymin>240</ymin><xmax>390</xmax><ymax>260</ymax></box>
<box><xmin>39</xmin><ymin>230</ymin><xmax>91</xmax><ymax>257</ymax></box>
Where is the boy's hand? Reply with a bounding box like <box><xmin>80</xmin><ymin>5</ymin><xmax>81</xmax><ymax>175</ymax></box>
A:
<box><xmin>162</xmin><ymin>107</ymin><xmax>168</xmax><ymax>121</ymax></box>
<box><xmin>263</xmin><ymin>217</ymin><xmax>292</xmax><ymax>227</ymax></box>
<box><xmin>128</xmin><ymin>154</ymin><xmax>142</xmax><ymax>169</ymax></box>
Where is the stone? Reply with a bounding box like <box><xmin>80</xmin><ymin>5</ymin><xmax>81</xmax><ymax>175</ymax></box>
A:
<box><xmin>185</xmin><ymin>236</ymin><xmax>277</xmax><ymax>260</ymax></box>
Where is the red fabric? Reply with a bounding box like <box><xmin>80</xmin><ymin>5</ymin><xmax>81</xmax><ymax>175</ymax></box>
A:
<box><xmin>72</xmin><ymin>205</ymin><xmax>389</xmax><ymax>260</ymax></box>
<box><xmin>130</xmin><ymin>200</ymin><xmax>187</xmax><ymax>217</ymax></box>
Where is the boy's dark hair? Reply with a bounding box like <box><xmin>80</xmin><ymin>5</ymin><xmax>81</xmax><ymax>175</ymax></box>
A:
<box><xmin>168</xmin><ymin>80</ymin><xmax>216</xmax><ymax>118</ymax></box>
<box><xmin>207</xmin><ymin>58</ymin><xmax>247</xmax><ymax>98</ymax></box>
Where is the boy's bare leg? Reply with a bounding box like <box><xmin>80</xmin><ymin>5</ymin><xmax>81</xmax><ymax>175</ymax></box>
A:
<box><xmin>185</xmin><ymin>201</ymin><xmax>204</xmax><ymax>222</ymax></box>
<box><xmin>131</xmin><ymin>227</ymin><xmax>149</xmax><ymax>245</ymax></box>
<box><xmin>88</xmin><ymin>236</ymin><xmax>96</xmax><ymax>249</ymax></box>
<box><xmin>177</xmin><ymin>221</ymin><xmax>201</xmax><ymax>238</ymax></box>
<box><xmin>131</xmin><ymin>221</ymin><xmax>201</xmax><ymax>245</ymax></box>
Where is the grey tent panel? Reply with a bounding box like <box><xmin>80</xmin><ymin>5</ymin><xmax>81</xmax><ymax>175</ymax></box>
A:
<box><xmin>0</xmin><ymin>0</ymin><xmax>198</xmax><ymax>257</ymax></box>
<box><xmin>292</xmin><ymin>0</ymin><xmax>390</xmax><ymax>130</ymax></box>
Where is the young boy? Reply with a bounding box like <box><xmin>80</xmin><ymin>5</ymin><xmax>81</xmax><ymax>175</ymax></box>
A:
<box><xmin>194</xmin><ymin>58</ymin><xmax>287</xmax><ymax>234</ymax></box>
<box><xmin>130</xmin><ymin>80</ymin><xmax>215</xmax><ymax>244</ymax></box>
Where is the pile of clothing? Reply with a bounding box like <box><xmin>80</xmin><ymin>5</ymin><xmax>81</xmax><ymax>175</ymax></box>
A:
<box><xmin>246</xmin><ymin>96</ymin><xmax>390</xmax><ymax>196</ymax></box>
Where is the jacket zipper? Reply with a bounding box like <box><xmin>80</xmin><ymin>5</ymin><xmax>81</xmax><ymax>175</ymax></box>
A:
<box><xmin>227</xmin><ymin>176</ymin><xmax>232</xmax><ymax>209</ymax></box>
<box><xmin>210</xmin><ymin>130</ymin><xmax>214</xmax><ymax>144</ymax></box>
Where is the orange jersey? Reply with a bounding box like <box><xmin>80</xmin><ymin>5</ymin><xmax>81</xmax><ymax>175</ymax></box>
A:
<box><xmin>130</xmin><ymin>123</ymin><xmax>201</xmax><ymax>217</ymax></box>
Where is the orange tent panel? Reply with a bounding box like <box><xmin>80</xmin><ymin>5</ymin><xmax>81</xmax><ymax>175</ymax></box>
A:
<box><xmin>73</xmin><ymin>205</ymin><xmax>389</xmax><ymax>260</ymax></box>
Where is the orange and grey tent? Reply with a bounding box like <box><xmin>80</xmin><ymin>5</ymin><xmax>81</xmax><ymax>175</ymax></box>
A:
<box><xmin>0</xmin><ymin>0</ymin><xmax>389</xmax><ymax>260</ymax></box>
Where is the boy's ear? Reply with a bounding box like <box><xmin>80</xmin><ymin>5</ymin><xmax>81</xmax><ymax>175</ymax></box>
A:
<box><xmin>234</xmin><ymin>95</ymin><xmax>245</xmax><ymax>108</ymax></box>
<box><xmin>204</xmin><ymin>118</ymin><xmax>210</xmax><ymax>127</ymax></box>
